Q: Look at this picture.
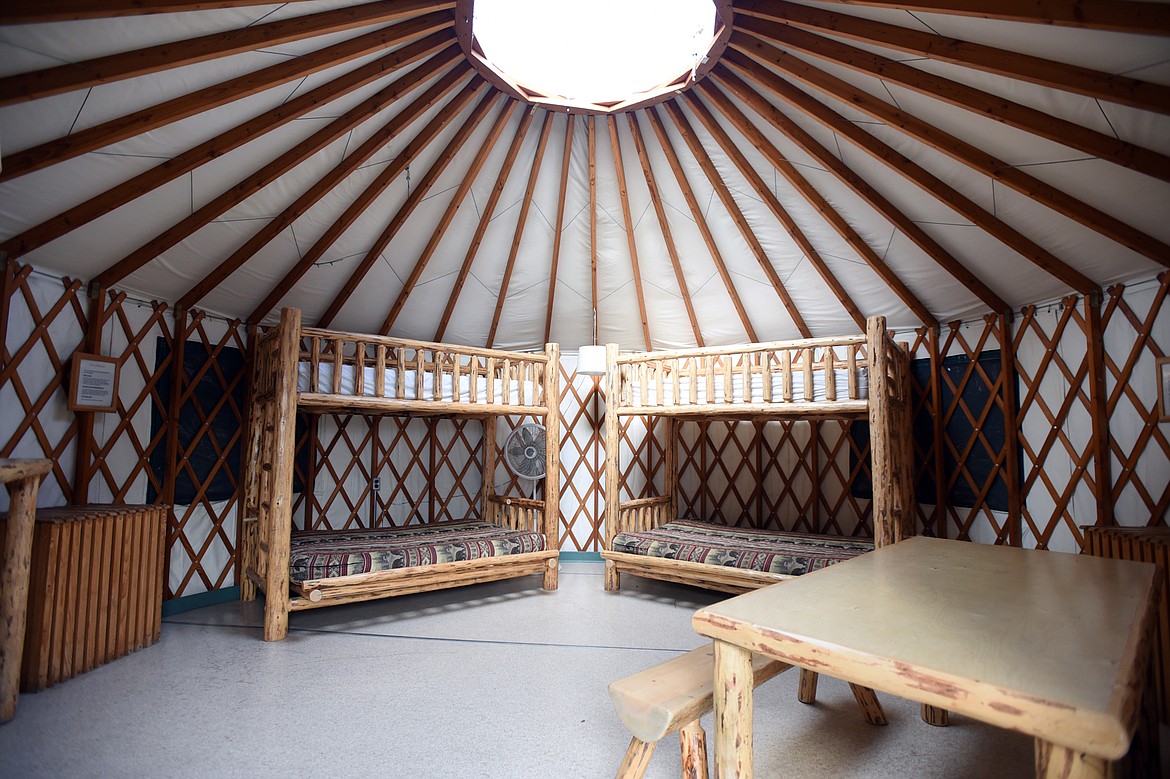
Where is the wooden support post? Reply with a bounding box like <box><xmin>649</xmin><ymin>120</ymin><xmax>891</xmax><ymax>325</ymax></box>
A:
<box><xmin>543</xmin><ymin>342</ymin><xmax>560</xmax><ymax>591</ymax></box>
<box><xmin>999</xmin><ymin>313</ymin><xmax>1023</xmax><ymax>547</ymax></box>
<box><xmin>1084</xmin><ymin>292</ymin><xmax>1114</xmax><ymax>529</ymax></box>
<box><xmin>930</xmin><ymin>326</ymin><xmax>946</xmax><ymax>538</ymax></box>
<box><xmin>604</xmin><ymin>343</ymin><xmax>621</xmax><ymax>591</ymax></box>
<box><xmin>262</xmin><ymin>308</ymin><xmax>300</xmax><ymax>642</ymax></box>
<box><xmin>482</xmin><ymin>414</ymin><xmax>497</xmax><ymax>519</ymax></box>
<box><xmin>797</xmin><ymin>667</ymin><xmax>818</xmax><ymax>703</ymax></box>
<box><xmin>867</xmin><ymin>316</ymin><xmax>899</xmax><ymax>548</ymax></box>
<box><xmin>160</xmin><ymin>306</ymin><xmax>186</xmax><ymax>598</ymax></box>
<box><xmin>71</xmin><ymin>283</ymin><xmax>106</xmax><ymax>503</ymax></box>
<box><xmin>666</xmin><ymin>418</ymin><xmax>678</xmax><ymax>524</ymax></box>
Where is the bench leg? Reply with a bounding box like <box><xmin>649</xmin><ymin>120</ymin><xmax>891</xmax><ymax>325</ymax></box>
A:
<box><xmin>605</xmin><ymin>560</ymin><xmax>621</xmax><ymax>591</ymax></box>
<box><xmin>543</xmin><ymin>557</ymin><xmax>559</xmax><ymax>590</ymax></box>
<box><xmin>922</xmin><ymin>704</ymin><xmax>949</xmax><ymax>727</ymax></box>
<box><xmin>848</xmin><ymin>683</ymin><xmax>887</xmax><ymax>726</ymax></box>
<box><xmin>797</xmin><ymin>668</ymin><xmax>818</xmax><ymax>704</ymax></box>
<box><xmin>616</xmin><ymin>736</ymin><xmax>656</xmax><ymax>779</ymax></box>
<box><xmin>679</xmin><ymin>720</ymin><xmax>709</xmax><ymax>779</ymax></box>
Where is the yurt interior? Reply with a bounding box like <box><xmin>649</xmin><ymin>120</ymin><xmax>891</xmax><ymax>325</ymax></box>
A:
<box><xmin>1</xmin><ymin>1</ymin><xmax>1169</xmax><ymax>776</ymax></box>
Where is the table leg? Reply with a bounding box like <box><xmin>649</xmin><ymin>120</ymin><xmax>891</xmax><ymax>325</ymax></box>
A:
<box><xmin>713</xmin><ymin>639</ymin><xmax>754</xmax><ymax>779</ymax></box>
<box><xmin>1034</xmin><ymin>740</ymin><xmax>1108</xmax><ymax>779</ymax></box>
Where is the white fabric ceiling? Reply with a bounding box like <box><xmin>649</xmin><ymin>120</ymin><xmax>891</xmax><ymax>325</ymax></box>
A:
<box><xmin>1</xmin><ymin>0</ymin><xmax>1168</xmax><ymax>351</ymax></box>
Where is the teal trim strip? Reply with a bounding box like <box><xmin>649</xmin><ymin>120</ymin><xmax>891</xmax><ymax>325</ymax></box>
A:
<box><xmin>558</xmin><ymin>551</ymin><xmax>602</xmax><ymax>562</ymax></box>
<box><xmin>162</xmin><ymin>586</ymin><xmax>240</xmax><ymax>617</ymax></box>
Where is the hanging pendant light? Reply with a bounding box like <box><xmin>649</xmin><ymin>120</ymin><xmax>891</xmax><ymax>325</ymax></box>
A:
<box><xmin>576</xmin><ymin>344</ymin><xmax>607</xmax><ymax>376</ymax></box>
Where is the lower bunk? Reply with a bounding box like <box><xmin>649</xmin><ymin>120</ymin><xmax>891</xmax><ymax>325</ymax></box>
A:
<box><xmin>241</xmin><ymin>497</ymin><xmax>558</xmax><ymax>639</ymax></box>
<box><xmin>602</xmin><ymin>497</ymin><xmax>873</xmax><ymax>593</ymax></box>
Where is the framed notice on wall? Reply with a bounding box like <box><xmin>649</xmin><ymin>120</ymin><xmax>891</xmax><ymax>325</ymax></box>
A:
<box><xmin>69</xmin><ymin>353</ymin><xmax>119</xmax><ymax>412</ymax></box>
<box><xmin>1159</xmin><ymin>357</ymin><xmax>1170</xmax><ymax>423</ymax></box>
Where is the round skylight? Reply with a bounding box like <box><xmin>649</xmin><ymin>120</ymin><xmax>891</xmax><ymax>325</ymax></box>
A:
<box><xmin>470</xmin><ymin>0</ymin><xmax>721</xmax><ymax>111</ymax></box>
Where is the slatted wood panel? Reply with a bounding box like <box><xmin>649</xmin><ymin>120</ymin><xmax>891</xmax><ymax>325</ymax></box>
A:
<box><xmin>1081</xmin><ymin>525</ymin><xmax>1170</xmax><ymax>724</ymax></box>
<box><xmin>0</xmin><ymin>505</ymin><xmax>165</xmax><ymax>691</ymax></box>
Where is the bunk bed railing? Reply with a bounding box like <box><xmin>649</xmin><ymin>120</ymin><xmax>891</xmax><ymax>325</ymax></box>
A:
<box><xmin>612</xmin><ymin>334</ymin><xmax>870</xmax><ymax>411</ymax></box>
<box><xmin>486</xmin><ymin>494</ymin><xmax>545</xmax><ymax>534</ymax></box>
<box><xmin>297</xmin><ymin>326</ymin><xmax>552</xmax><ymax>411</ymax></box>
<box><xmin>617</xmin><ymin>496</ymin><xmax>672</xmax><ymax>533</ymax></box>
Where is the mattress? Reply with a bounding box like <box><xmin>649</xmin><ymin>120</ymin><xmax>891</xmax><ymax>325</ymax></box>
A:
<box><xmin>297</xmin><ymin>362</ymin><xmax>537</xmax><ymax>404</ymax></box>
<box><xmin>289</xmin><ymin>520</ymin><xmax>547</xmax><ymax>582</ymax></box>
<box><xmin>626</xmin><ymin>366</ymin><xmax>867</xmax><ymax>405</ymax></box>
<box><xmin>611</xmin><ymin>519</ymin><xmax>872</xmax><ymax>576</ymax></box>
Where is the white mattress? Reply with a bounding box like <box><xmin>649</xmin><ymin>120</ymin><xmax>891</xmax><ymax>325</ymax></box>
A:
<box><xmin>627</xmin><ymin>367</ymin><xmax>867</xmax><ymax>405</ymax></box>
<box><xmin>298</xmin><ymin>362</ymin><xmax>537</xmax><ymax>405</ymax></box>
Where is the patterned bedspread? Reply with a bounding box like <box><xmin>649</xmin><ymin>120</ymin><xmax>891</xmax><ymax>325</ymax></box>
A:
<box><xmin>289</xmin><ymin>520</ymin><xmax>547</xmax><ymax>582</ymax></box>
<box><xmin>611</xmin><ymin>519</ymin><xmax>872</xmax><ymax>576</ymax></box>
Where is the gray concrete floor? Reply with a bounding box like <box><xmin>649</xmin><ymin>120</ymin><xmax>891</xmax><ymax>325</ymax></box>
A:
<box><xmin>1</xmin><ymin>561</ymin><xmax>1047</xmax><ymax>776</ymax></box>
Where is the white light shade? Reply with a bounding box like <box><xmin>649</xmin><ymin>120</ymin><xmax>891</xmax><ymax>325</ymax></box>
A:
<box><xmin>576</xmin><ymin>344</ymin><xmax>607</xmax><ymax>376</ymax></box>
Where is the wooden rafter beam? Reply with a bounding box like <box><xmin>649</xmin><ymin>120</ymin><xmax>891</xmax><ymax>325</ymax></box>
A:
<box><xmin>488</xmin><ymin>111</ymin><xmax>555</xmax><ymax>347</ymax></box>
<box><xmin>679</xmin><ymin>87</ymin><xmax>868</xmax><ymax>330</ymax></box>
<box><xmin>699</xmin><ymin>73</ymin><xmax>936</xmax><ymax>325</ymax></box>
<box><xmin>246</xmin><ymin>78</ymin><xmax>487</xmax><ymax>324</ymax></box>
<box><xmin>657</xmin><ymin>99</ymin><xmax>813</xmax><ymax>338</ymax></box>
<box><xmin>379</xmin><ymin>100</ymin><xmax>518</xmax><ymax>335</ymax></box>
<box><xmin>198</xmin><ymin>72</ymin><xmax>479</xmax><ymax>320</ymax></box>
<box><xmin>735</xmin><ymin>35</ymin><xmax>1170</xmax><ymax>268</ymax></box>
<box><xmin>0</xmin><ymin>12</ymin><xmax>452</xmax><ymax>183</ymax></box>
<box><xmin>796</xmin><ymin>0</ymin><xmax>1170</xmax><ymax>34</ymax></box>
<box><xmin>5</xmin><ymin>33</ymin><xmax>456</xmax><ymax>264</ymax></box>
<box><xmin>644</xmin><ymin>105</ymin><xmax>760</xmax><ymax>342</ymax></box>
<box><xmin>433</xmin><ymin>108</ymin><xmax>536</xmax><ymax>341</ymax></box>
<box><xmin>543</xmin><ymin>116</ymin><xmax>576</xmax><ymax>345</ymax></box>
<box><xmin>626</xmin><ymin>112</ymin><xmax>705</xmax><ymax>347</ymax></box>
<box><xmin>317</xmin><ymin>89</ymin><xmax>503</xmax><ymax>329</ymax></box>
<box><xmin>735</xmin><ymin>0</ymin><xmax>1170</xmax><ymax>115</ymax></box>
<box><xmin>607</xmin><ymin>115</ymin><xmax>653</xmax><ymax>350</ymax></box>
<box><xmin>0</xmin><ymin>0</ymin><xmax>452</xmax><ymax>107</ymax></box>
<box><xmin>94</xmin><ymin>43</ymin><xmax>461</xmax><ymax>289</ymax></box>
<box><xmin>0</xmin><ymin>0</ymin><xmax>344</xmax><ymax>24</ymax></box>
<box><xmin>732</xmin><ymin>24</ymin><xmax>1170</xmax><ymax>182</ymax></box>
<box><xmin>719</xmin><ymin>55</ymin><xmax>1101</xmax><ymax>296</ymax></box>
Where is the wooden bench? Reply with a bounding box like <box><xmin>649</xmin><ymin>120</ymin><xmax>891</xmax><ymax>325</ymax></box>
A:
<box><xmin>608</xmin><ymin>644</ymin><xmax>887</xmax><ymax>778</ymax></box>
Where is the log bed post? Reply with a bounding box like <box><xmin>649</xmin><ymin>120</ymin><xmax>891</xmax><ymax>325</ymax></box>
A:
<box><xmin>262</xmin><ymin>307</ymin><xmax>300</xmax><ymax>641</ymax></box>
<box><xmin>604</xmin><ymin>343</ymin><xmax>622</xmax><ymax>591</ymax></box>
<box><xmin>543</xmin><ymin>342</ymin><xmax>561</xmax><ymax>590</ymax></box>
<box><xmin>866</xmin><ymin>316</ymin><xmax>912</xmax><ymax>548</ymax></box>
<box><xmin>482</xmin><ymin>415</ymin><xmax>497</xmax><ymax>525</ymax></box>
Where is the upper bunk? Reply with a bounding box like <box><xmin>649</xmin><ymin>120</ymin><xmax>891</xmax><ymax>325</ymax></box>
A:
<box><xmin>254</xmin><ymin>307</ymin><xmax>560</xmax><ymax>418</ymax></box>
<box><xmin>605</xmin><ymin>316</ymin><xmax>905</xmax><ymax>420</ymax></box>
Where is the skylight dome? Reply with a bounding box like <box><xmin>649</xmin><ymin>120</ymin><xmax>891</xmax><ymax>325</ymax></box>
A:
<box><xmin>462</xmin><ymin>0</ymin><xmax>728</xmax><ymax>113</ymax></box>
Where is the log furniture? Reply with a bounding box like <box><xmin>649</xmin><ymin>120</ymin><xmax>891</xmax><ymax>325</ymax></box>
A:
<box><xmin>692</xmin><ymin>536</ymin><xmax>1162</xmax><ymax>778</ymax></box>
<box><xmin>0</xmin><ymin>504</ymin><xmax>165</xmax><ymax>693</ymax></box>
<box><xmin>0</xmin><ymin>458</ymin><xmax>50</xmax><ymax>723</ymax></box>
<box><xmin>607</xmin><ymin>643</ymin><xmax>888</xmax><ymax>779</ymax></box>
<box><xmin>601</xmin><ymin>316</ymin><xmax>913</xmax><ymax>595</ymax></box>
<box><xmin>608</xmin><ymin>644</ymin><xmax>791</xmax><ymax>779</ymax></box>
<box><xmin>241</xmin><ymin>307</ymin><xmax>561</xmax><ymax>641</ymax></box>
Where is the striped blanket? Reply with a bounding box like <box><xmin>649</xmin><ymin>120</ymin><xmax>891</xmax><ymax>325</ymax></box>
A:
<box><xmin>611</xmin><ymin>519</ymin><xmax>872</xmax><ymax>576</ymax></box>
<box><xmin>289</xmin><ymin>520</ymin><xmax>546</xmax><ymax>582</ymax></box>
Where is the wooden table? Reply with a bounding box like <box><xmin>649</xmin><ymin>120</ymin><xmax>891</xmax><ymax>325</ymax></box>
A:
<box><xmin>692</xmin><ymin>536</ymin><xmax>1161</xmax><ymax>778</ymax></box>
<box><xmin>0</xmin><ymin>458</ymin><xmax>51</xmax><ymax>723</ymax></box>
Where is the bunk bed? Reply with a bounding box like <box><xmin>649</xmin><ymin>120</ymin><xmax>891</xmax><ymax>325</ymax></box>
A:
<box><xmin>601</xmin><ymin>316</ymin><xmax>913</xmax><ymax>593</ymax></box>
<box><xmin>241</xmin><ymin>307</ymin><xmax>561</xmax><ymax>641</ymax></box>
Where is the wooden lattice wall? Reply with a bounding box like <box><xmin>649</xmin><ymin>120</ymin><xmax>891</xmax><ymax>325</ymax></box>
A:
<box><xmin>3</xmin><ymin>261</ymin><xmax>1168</xmax><ymax>601</ymax></box>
